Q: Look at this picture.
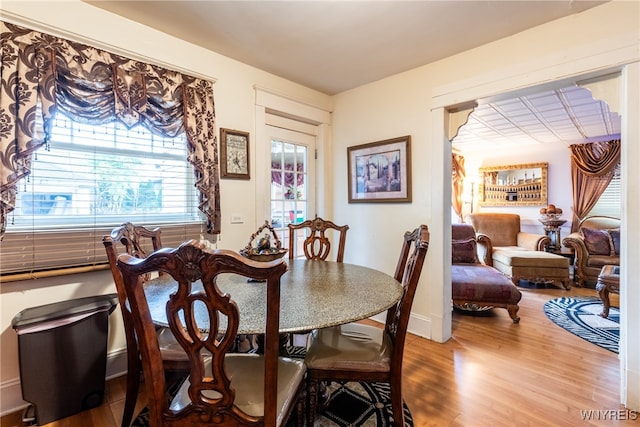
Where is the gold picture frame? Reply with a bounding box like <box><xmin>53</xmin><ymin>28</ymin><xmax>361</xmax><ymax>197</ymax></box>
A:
<box><xmin>347</xmin><ymin>135</ymin><xmax>412</xmax><ymax>203</ymax></box>
<box><xmin>478</xmin><ymin>162</ymin><xmax>548</xmax><ymax>206</ymax></box>
<box><xmin>220</xmin><ymin>128</ymin><xmax>250</xmax><ymax>180</ymax></box>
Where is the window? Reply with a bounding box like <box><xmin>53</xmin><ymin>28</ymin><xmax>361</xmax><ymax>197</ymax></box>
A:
<box><xmin>587</xmin><ymin>163</ymin><xmax>621</xmax><ymax>218</ymax></box>
<box><xmin>1</xmin><ymin>112</ymin><xmax>203</xmax><ymax>276</ymax></box>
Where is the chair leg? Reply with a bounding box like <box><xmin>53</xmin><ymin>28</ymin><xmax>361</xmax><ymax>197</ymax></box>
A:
<box><xmin>306</xmin><ymin>378</ymin><xmax>318</xmax><ymax>426</ymax></box>
<box><xmin>391</xmin><ymin>381</ymin><xmax>405</xmax><ymax>427</ymax></box>
<box><xmin>121</xmin><ymin>350</ymin><xmax>141</xmax><ymax>427</ymax></box>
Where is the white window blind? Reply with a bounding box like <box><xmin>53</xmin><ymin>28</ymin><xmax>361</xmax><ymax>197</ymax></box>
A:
<box><xmin>1</xmin><ymin>112</ymin><xmax>205</xmax><ymax>277</ymax></box>
<box><xmin>587</xmin><ymin>164</ymin><xmax>621</xmax><ymax>218</ymax></box>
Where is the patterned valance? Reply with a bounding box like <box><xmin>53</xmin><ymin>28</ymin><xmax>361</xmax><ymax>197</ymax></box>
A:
<box><xmin>0</xmin><ymin>21</ymin><xmax>221</xmax><ymax>238</ymax></box>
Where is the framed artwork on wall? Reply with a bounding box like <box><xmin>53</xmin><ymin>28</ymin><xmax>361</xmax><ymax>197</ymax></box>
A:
<box><xmin>220</xmin><ymin>128</ymin><xmax>250</xmax><ymax>179</ymax></box>
<box><xmin>347</xmin><ymin>135</ymin><xmax>411</xmax><ymax>203</ymax></box>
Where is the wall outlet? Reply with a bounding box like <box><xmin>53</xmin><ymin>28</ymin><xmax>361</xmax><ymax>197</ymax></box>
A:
<box><xmin>230</xmin><ymin>214</ymin><xmax>244</xmax><ymax>224</ymax></box>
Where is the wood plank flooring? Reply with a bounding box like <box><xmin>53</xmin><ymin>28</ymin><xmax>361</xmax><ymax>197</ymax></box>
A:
<box><xmin>2</xmin><ymin>285</ymin><xmax>636</xmax><ymax>427</ymax></box>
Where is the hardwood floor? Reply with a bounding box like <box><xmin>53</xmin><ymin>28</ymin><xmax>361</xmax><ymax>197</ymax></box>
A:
<box><xmin>2</xmin><ymin>285</ymin><xmax>635</xmax><ymax>427</ymax></box>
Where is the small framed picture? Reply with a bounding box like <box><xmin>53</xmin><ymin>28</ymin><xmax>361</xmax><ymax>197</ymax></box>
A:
<box><xmin>220</xmin><ymin>128</ymin><xmax>250</xmax><ymax>179</ymax></box>
<box><xmin>347</xmin><ymin>135</ymin><xmax>411</xmax><ymax>203</ymax></box>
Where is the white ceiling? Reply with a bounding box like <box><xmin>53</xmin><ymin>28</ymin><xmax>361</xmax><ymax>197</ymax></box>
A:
<box><xmin>83</xmin><ymin>0</ymin><xmax>619</xmax><ymax>150</ymax></box>
<box><xmin>453</xmin><ymin>86</ymin><xmax>621</xmax><ymax>152</ymax></box>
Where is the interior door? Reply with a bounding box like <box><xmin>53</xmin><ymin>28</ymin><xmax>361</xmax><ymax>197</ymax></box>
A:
<box><xmin>266</xmin><ymin>125</ymin><xmax>316</xmax><ymax>256</ymax></box>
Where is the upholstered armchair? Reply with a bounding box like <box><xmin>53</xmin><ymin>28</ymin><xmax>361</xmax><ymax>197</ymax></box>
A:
<box><xmin>468</xmin><ymin>213</ymin><xmax>551</xmax><ymax>265</ymax></box>
<box><xmin>468</xmin><ymin>213</ymin><xmax>570</xmax><ymax>289</ymax></box>
<box><xmin>562</xmin><ymin>216</ymin><xmax>620</xmax><ymax>287</ymax></box>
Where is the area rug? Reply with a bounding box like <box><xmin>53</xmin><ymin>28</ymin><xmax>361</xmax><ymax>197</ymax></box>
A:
<box><xmin>543</xmin><ymin>296</ymin><xmax>619</xmax><ymax>353</ymax></box>
<box><xmin>132</xmin><ymin>346</ymin><xmax>414</xmax><ymax>426</ymax></box>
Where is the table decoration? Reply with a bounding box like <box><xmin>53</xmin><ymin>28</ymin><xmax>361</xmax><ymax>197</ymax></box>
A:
<box><xmin>239</xmin><ymin>220</ymin><xmax>287</xmax><ymax>261</ymax></box>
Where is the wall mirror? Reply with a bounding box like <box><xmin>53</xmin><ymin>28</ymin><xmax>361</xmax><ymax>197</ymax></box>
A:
<box><xmin>478</xmin><ymin>162</ymin><xmax>548</xmax><ymax>207</ymax></box>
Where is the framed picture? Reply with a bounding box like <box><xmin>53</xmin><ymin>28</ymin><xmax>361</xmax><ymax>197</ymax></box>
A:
<box><xmin>220</xmin><ymin>128</ymin><xmax>250</xmax><ymax>179</ymax></box>
<box><xmin>347</xmin><ymin>135</ymin><xmax>411</xmax><ymax>203</ymax></box>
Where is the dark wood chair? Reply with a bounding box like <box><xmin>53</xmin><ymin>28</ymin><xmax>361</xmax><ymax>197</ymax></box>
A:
<box><xmin>103</xmin><ymin>223</ymin><xmax>189</xmax><ymax>427</ymax></box>
<box><xmin>287</xmin><ymin>216</ymin><xmax>349</xmax><ymax>346</ymax></box>
<box><xmin>304</xmin><ymin>224</ymin><xmax>430</xmax><ymax>426</ymax></box>
<box><xmin>116</xmin><ymin>241</ymin><xmax>306</xmax><ymax>426</ymax></box>
<box><xmin>288</xmin><ymin>216</ymin><xmax>349</xmax><ymax>262</ymax></box>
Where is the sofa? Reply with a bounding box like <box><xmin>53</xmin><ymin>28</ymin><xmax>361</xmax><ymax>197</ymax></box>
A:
<box><xmin>562</xmin><ymin>216</ymin><xmax>620</xmax><ymax>287</ymax></box>
<box><xmin>451</xmin><ymin>223</ymin><xmax>522</xmax><ymax>323</ymax></box>
<box><xmin>468</xmin><ymin>212</ymin><xmax>570</xmax><ymax>289</ymax></box>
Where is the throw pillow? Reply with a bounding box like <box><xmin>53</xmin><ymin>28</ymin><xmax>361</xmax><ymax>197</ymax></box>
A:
<box><xmin>608</xmin><ymin>228</ymin><xmax>620</xmax><ymax>256</ymax></box>
<box><xmin>581</xmin><ymin>227</ymin><xmax>611</xmax><ymax>255</ymax></box>
<box><xmin>452</xmin><ymin>238</ymin><xmax>479</xmax><ymax>264</ymax></box>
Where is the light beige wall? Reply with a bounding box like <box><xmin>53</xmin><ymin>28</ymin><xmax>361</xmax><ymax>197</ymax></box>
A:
<box><xmin>1</xmin><ymin>0</ymin><xmax>638</xmax><ymax>416</ymax></box>
<box><xmin>330</xmin><ymin>0</ymin><xmax>639</xmax><ymax>409</ymax></box>
<box><xmin>332</xmin><ymin>0</ymin><xmax>637</xmax><ymax>335</ymax></box>
<box><xmin>0</xmin><ymin>0</ymin><xmax>332</xmax><ymax>415</ymax></box>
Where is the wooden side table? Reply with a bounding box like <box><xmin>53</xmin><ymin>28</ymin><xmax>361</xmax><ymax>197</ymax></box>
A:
<box><xmin>596</xmin><ymin>265</ymin><xmax>620</xmax><ymax>318</ymax></box>
<box><xmin>550</xmin><ymin>247</ymin><xmax>576</xmax><ymax>283</ymax></box>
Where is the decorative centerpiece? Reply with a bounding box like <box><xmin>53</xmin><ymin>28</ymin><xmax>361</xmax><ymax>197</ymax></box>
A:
<box><xmin>538</xmin><ymin>204</ymin><xmax>566</xmax><ymax>251</ymax></box>
<box><xmin>239</xmin><ymin>220</ymin><xmax>287</xmax><ymax>261</ymax></box>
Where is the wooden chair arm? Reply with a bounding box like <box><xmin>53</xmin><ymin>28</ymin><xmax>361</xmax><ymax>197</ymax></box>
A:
<box><xmin>476</xmin><ymin>233</ymin><xmax>493</xmax><ymax>266</ymax></box>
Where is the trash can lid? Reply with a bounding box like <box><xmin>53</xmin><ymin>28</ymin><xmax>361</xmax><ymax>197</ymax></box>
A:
<box><xmin>12</xmin><ymin>293</ymin><xmax>118</xmax><ymax>330</ymax></box>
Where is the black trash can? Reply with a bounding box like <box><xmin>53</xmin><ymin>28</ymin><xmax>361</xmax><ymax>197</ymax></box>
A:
<box><xmin>12</xmin><ymin>294</ymin><xmax>118</xmax><ymax>425</ymax></box>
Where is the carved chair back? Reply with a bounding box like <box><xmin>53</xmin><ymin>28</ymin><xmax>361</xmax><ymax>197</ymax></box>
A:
<box><xmin>287</xmin><ymin>216</ymin><xmax>349</xmax><ymax>262</ymax></box>
<box><xmin>116</xmin><ymin>241</ymin><xmax>303</xmax><ymax>426</ymax></box>
<box><xmin>385</xmin><ymin>224</ymin><xmax>430</xmax><ymax>364</ymax></box>
<box><xmin>102</xmin><ymin>223</ymin><xmax>184</xmax><ymax>427</ymax></box>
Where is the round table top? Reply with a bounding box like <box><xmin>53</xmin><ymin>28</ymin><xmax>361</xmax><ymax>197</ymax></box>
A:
<box><xmin>144</xmin><ymin>259</ymin><xmax>402</xmax><ymax>334</ymax></box>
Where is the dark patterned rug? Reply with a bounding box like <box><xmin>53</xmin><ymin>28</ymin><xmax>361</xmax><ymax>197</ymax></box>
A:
<box><xmin>132</xmin><ymin>346</ymin><xmax>414</xmax><ymax>426</ymax></box>
<box><xmin>543</xmin><ymin>296</ymin><xmax>619</xmax><ymax>353</ymax></box>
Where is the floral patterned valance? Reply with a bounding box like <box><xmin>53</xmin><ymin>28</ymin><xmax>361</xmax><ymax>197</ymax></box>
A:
<box><xmin>0</xmin><ymin>21</ymin><xmax>221</xmax><ymax>238</ymax></box>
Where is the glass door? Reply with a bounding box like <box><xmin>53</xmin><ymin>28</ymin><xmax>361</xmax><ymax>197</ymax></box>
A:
<box><xmin>267</xmin><ymin>126</ymin><xmax>315</xmax><ymax>257</ymax></box>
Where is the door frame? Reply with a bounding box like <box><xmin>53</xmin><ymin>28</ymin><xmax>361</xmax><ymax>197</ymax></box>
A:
<box><xmin>254</xmin><ymin>88</ymin><xmax>332</xmax><ymax>229</ymax></box>
<box><xmin>431</xmin><ymin>48</ymin><xmax>639</xmax><ymax>408</ymax></box>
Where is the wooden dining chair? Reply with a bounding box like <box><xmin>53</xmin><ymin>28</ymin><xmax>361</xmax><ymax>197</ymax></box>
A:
<box><xmin>286</xmin><ymin>216</ymin><xmax>350</xmax><ymax>346</ymax></box>
<box><xmin>103</xmin><ymin>222</ymin><xmax>189</xmax><ymax>427</ymax></box>
<box><xmin>116</xmin><ymin>241</ymin><xmax>306</xmax><ymax>426</ymax></box>
<box><xmin>288</xmin><ymin>216</ymin><xmax>349</xmax><ymax>262</ymax></box>
<box><xmin>304</xmin><ymin>224</ymin><xmax>430</xmax><ymax>426</ymax></box>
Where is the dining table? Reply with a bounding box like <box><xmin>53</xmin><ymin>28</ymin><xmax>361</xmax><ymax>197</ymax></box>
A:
<box><xmin>143</xmin><ymin>258</ymin><xmax>403</xmax><ymax>335</ymax></box>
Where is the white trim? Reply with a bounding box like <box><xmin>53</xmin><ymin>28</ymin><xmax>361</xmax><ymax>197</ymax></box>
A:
<box><xmin>432</xmin><ymin>32</ymin><xmax>638</xmax><ymax>109</ymax></box>
<box><xmin>254</xmin><ymin>86</ymin><xmax>332</xmax><ymax>125</ymax></box>
<box><xmin>254</xmin><ymin>87</ymin><xmax>332</xmax><ymax>227</ymax></box>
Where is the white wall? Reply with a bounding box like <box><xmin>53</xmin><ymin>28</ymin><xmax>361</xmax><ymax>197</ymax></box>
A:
<box><xmin>0</xmin><ymin>0</ymin><xmax>332</xmax><ymax>416</ymax></box>
<box><xmin>462</xmin><ymin>143</ymin><xmax>573</xmax><ymax>238</ymax></box>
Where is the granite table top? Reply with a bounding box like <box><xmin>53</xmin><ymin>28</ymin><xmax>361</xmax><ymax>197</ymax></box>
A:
<box><xmin>144</xmin><ymin>258</ymin><xmax>402</xmax><ymax>334</ymax></box>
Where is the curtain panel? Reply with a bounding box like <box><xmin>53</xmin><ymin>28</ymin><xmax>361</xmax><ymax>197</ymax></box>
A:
<box><xmin>0</xmin><ymin>22</ymin><xmax>221</xmax><ymax>238</ymax></box>
<box><xmin>569</xmin><ymin>140</ymin><xmax>620</xmax><ymax>231</ymax></box>
<box><xmin>452</xmin><ymin>153</ymin><xmax>465</xmax><ymax>222</ymax></box>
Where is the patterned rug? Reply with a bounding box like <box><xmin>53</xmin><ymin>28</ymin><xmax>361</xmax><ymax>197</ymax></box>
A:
<box><xmin>132</xmin><ymin>346</ymin><xmax>414</xmax><ymax>426</ymax></box>
<box><xmin>543</xmin><ymin>296</ymin><xmax>619</xmax><ymax>353</ymax></box>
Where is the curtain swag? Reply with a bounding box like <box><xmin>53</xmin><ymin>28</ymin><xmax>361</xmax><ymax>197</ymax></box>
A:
<box><xmin>568</xmin><ymin>139</ymin><xmax>621</xmax><ymax>231</ymax></box>
<box><xmin>0</xmin><ymin>21</ymin><xmax>221</xmax><ymax>238</ymax></box>
<box><xmin>569</xmin><ymin>140</ymin><xmax>621</xmax><ymax>176</ymax></box>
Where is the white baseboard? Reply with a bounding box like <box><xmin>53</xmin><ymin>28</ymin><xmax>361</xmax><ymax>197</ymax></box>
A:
<box><xmin>0</xmin><ymin>350</ymin><xmax>128</xmax><ymax>417</ymax></box>
<box><xmin>368</xmin><ymin>312</ymin><xmax>432</xmax><ymax>339</ymax></box>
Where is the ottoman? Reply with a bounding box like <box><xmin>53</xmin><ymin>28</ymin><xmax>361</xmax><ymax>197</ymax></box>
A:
<box><xmin>452</xmin><ymin>264</ymin><xmax>522</xmax><ymax>323</ymax></box>
<box><xmin>492</xmin><ymin>249</ymin><xmax>570</xmax><ymax>289</ymax></box>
